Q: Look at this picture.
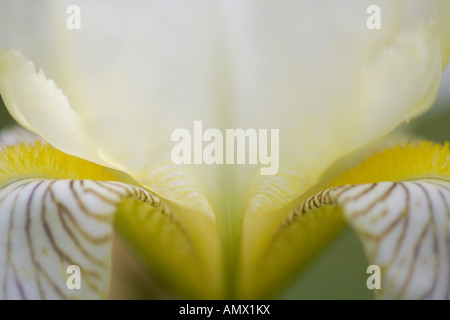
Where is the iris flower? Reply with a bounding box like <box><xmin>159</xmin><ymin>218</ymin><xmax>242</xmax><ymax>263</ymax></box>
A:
<box><xmin>0</xmin><ymin>0</ymin><xmax>449</xmax><ymax>300</ymax></box>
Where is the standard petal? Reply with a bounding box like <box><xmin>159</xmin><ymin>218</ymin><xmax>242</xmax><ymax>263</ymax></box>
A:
<box><xmin>237</xmin><ymin>0</ymin><xmax>449</xmax><ymax>216</ymax></box>
<box><xmin>0</xmin><ymin>0</ymin><xmax>222</xmax><ymax>177</ymax></box>
<box><xmin>0</xmin><ymin>1</ymin><xmax>448</xmax><ymax>217</ymax></box>
<box><xmin>0</xmin><ymin>48</ymin><xmax>217</xmax><ymax>226</ymax></box>
<box><xmin>0</xmin><ymin>50</ymin><xmax>109</xmax><ymax>167</ymax></box>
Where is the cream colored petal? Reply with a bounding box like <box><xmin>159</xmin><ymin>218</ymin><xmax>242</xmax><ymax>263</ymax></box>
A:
<box><xmin>0</xmin><ymin>50</ymin><xmax>107</xmax><ymax>166</ymax></box>
<box><xmin>437</xmin><ymin>0</ymin><xmax>450</xmax><ymax>67</ymax></box>
<box><xmin>1</xmin><ymin>1</ymin><xmax>449</xmax><ymax>219</ymax></box>
<box><xmin>0</xmin><ymin>49</ymin><xmax>216</xmax><ymax>227</ymax></box>
<box><xmin>293</xmin><ymin>179</ymin><xmax>450</xmax><ymax>299</ymax></box>
<box><xmin>0</xmin><ymin>178</ymin><xmax>170</xmax><ymax>299</ymax></box>
<box><xmin>2</xmin><ymin>0</ymin><xmax>222</xmax><ymax>175</ymax></box>
<box><xmin>234</xmin><ymin>0</ymin><xmax>448</xmax><ymax>216</ymax></box>
<box><xmin>1</xmin><ymin>4</ymin><xmax>449</xmax><ymax>294</ymax></box>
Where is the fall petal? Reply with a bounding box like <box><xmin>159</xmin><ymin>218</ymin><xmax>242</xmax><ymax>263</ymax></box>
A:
<box><xmin>0</xmin><ymin>178</ymin><xmax>171</xmax><ymax>299</ymax></box>
<box><xmin>295</xmin><ymin>179</ymin><xmax>450</xmax><ymax>299</ymax></box>
<box><xmin>240</xmin><ymin>142</ymin><xmax>450</xmax><ymax>299</ymax></box>
<box><xmin>0</xmin><ymin>136</ymin><xmax>223</xmax><ymax>299</ymax></box>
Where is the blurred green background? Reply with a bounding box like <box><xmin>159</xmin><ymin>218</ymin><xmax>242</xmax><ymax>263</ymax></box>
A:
<box><xmin>0</xmin><ymin>68</ymin><xmax>449</xmax><ymax>300</ymax></box>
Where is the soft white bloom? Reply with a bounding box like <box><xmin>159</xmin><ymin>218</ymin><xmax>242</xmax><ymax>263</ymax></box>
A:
<box><xmin>0</xmin><ymin>0</ymin><xmax>449</xmax><ymax>299</ymax></box>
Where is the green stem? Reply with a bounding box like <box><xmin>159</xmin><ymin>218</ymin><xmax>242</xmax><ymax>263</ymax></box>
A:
<box><xmin>215</xmin><ymin>164</ymin><xmax>244</xmax><ymax>299</ymax></box>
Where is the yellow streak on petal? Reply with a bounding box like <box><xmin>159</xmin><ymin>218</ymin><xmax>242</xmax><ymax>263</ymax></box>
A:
<box><xmin>0</xmin><ymin>141</ymin><xmax>125</xmax><ymax>184</ymax></box>
<box><xmin>330</xmin><ymin>141</ymin><xmax>450</xmax><ymax>187</ymax></box>
<box><xmin>115</xmin><ymin>199</ymin><xmax>222</xmax><ymax>299</ymax></box>
<box><xmin>238</xmin><ymin>205</ymin><xmax>346</xmax><ymax>299</ymax></box>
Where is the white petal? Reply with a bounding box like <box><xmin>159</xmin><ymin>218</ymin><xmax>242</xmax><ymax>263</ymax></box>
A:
<box><xmin>235</xmin><ymin>1</ymin><xmax>447</xmax><ymax>215</ymax></box>
<box><xmin>292</xmin><ymin>179</ymin><xmax>450</xmax><ymax>299</ymax></box>
<box><xmin>0</xmin><ymin>178</ymin><xmax>169</xmax><ymax>299</ymax></box>
<box><xmin>0</xmin><ymin>50</ymin><xmax>109</xmax><ymax>167</ymax></box>
<box><xmin>0</xmin><ymin>1</ymin><xmax>449</xmax><ymax>215</ymax></box>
